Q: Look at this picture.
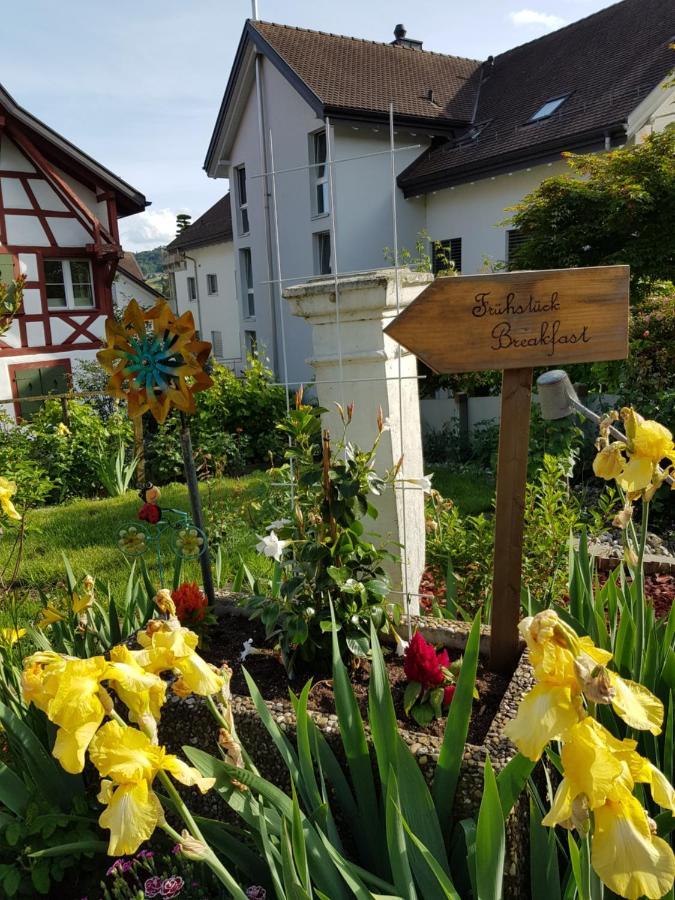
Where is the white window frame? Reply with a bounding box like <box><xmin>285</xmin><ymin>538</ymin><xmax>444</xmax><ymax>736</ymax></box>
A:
<box><xmin>44</xmin><ymin>258</ymin><xmax>95</xmax><ymax>310</ymax></box>
<box><xmin>187</xmin><ymin>276</ymin><xmax>197</xmax><ymax>301</ymax></box>
<box><xmin>235</xmin><ymin>165</ymin><xmax>249</xmax><ymax>235</ymax></box>
<box><xmin>309</xmin><ymin>129</ymin><xmax>329</xmax><ymax>218</ymax></box>
<box><xmin>314</xmin><ymin>231</ymin><xmax>331</xmax><ymax>275</ymax></box>
<box><xmin>240</xmin><ymin>248</ymin><xmax>255</xmax><ymax>319</ymax></box>
<box><xmin>206</xmin><ymin>273</ymin><xmax>218</xmax><ymax>295</ymax></box>
<box><xmin>211</xmin><ymin>329</ymin><xmax>223</xmax><ymax>358</ymax></box>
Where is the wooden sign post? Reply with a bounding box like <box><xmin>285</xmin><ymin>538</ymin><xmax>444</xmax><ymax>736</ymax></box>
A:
<box><xmin>385</xmin><ymin>265</ymin><xmax>630</xmax><ymax>673</ymax></box>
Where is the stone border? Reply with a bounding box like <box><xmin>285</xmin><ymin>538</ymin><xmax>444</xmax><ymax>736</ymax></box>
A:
<box><xmin>587</xmin><ymin>541</ymin><xmax>675</xmax><ymax>575</ymax></box>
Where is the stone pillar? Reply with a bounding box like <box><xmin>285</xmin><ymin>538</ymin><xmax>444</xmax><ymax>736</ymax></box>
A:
<box><xmin>284</xmin><ymin>268</ymin><xmax>432</xmax><ymax>614</ymax></box>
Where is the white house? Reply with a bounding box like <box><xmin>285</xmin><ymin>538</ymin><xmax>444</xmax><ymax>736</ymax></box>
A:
<box><xmin>0</xmin><ymin>83</ymin><xmax>147</xmax><ymax>420</ymax></box>
<box><xmin>113</xmin><ymin>252</ymin><xmax>165</xmax><ymax>310</ymax></box>
<box><xmin>203</xmin><ymin>0</ymin><xmax>674</xmax><ymax>384</ymax></box>
<box><xmin>165</xmin><ymin>194</ymin><xmax>240</xmax><ymax>367</ymax></box>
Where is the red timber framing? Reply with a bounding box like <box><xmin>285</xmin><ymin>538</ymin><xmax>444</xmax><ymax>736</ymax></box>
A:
<box><xmin>0</xmin><ymin>116</ymin><xmax>124</xmax><ymax>358</ymax></box>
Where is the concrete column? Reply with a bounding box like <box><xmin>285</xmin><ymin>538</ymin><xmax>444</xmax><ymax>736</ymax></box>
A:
<box><xmin>284</xmin><ymin>268</ymin><xmax>432</xmax><ymax>614</ymax></box>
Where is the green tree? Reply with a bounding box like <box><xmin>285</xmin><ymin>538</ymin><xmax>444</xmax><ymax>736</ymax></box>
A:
<box><xmin>175</xmin><ymin>213</ymin><xmax>192</xmax><ymax>234</ymax></box>
<box><xmin>507</xmin><ymin>127</ymin><xmax>675</xmax><ymax>300</ymax></box>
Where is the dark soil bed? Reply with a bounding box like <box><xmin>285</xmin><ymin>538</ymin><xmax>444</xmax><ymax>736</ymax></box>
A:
<box><xmin>202</xmin><ymin>612</ymin><xmax>509</xmax><ymax>745</ymax></box>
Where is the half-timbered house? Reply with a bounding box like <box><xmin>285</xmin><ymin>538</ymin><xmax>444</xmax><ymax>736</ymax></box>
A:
<box><xmin>0</xmin><ymin>84</ymin><xmax>147</xmax><ymax>419</ymax></box>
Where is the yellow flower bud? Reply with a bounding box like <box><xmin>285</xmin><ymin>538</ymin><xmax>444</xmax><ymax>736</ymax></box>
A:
<box><xmin>592</xmin><ymin>443</ymin><xmax>625</xmax><ymax>480</ymax></box>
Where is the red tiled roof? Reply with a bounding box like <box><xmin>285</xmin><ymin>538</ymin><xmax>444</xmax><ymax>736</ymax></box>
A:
<box><xmin>251</xmin><ymin>21</ymin><xmax>482</xmax><ymax>124</ymax></box>
<box><xmin>166</xmin><ymin>193</ymin><xmax>232</xmax><ymax>251</ymax></box>
<box><xmin>119</xmin><ymin>251</ymin><xmax>145</xmax><ymax>282</ymax></box>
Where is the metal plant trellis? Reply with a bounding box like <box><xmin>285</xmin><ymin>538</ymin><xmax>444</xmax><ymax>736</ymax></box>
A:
<box><xmin>97</xmin><ymin>298</ymin><xmax>216</xmax><ymax>603</ymax></box>
<box><xmin>117</xmin><ymin>506</ymin><xmax>207</xmax><ymax>589</ymax></box>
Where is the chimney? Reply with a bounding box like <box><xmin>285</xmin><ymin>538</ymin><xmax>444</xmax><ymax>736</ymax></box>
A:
<box><xmin>391</xmin><ymin>24</ymin><xmax>423</xmax><ymax>50</ymax></box>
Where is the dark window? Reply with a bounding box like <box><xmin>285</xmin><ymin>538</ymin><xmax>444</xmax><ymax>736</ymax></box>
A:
<box><xmin>187</xmin><ymin>276</ymin><xmax>197</xmax><ymax>301</ymax></box>
<box><xmin>433</xmin><ymin>238</ymin><xmax>461</xmax><ymax>274</ymax></box>
<box><xmin>236</xmin><ymin>166</ymin><xmax>249</xmax><ymax>234</ymax></box>
<box><xmin>314</xmin><ymin>231</ymin><xmax>331</xmax><ymax>275</ymax></box>
<box><xmin>310</xmin><ymin>130</ymin><xmax>329</xmax><ymax>216</ymax></box>
<box><xmin>529</xmin><ymin>96</ymin><xmax>568</xmax><ymax>122</ymax></box>
<box><xmin>244</xmin><ymin>330</ymin><xmax>257</xmax><ymax>358</ymax></box>
<box><xmin>507</xmin><ymin>229</ymin><xmax>528</xmax><ymax>265</ymax></box>
<box><xmin>240</xmin><ymin>249</ymin><xmax>255</xmax><ymax>317</ymax></box>
<box><xmin>206</xmin><ymin>273</ymin><xmax>218</xmax><ymax>295</ymax></box>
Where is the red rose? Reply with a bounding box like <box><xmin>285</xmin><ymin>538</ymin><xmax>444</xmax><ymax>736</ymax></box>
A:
<box><xmin>139</xmin><ymin>502</ymin><xmax>161</xmax><ymax>525</ymax></box>
<box><xmin>403</xmin><ymin>632</ymin><xmax>449</xmax><ymax>689</ymax></box>
<box><xmin>171</xmin><ymin>581</ymin><xmax>208</xmax><ymax>624</ymax></box>
<box><xmin>443</xmin><ymin>684</ymin><xmax>456</xmax><ymax>706</ymax></box>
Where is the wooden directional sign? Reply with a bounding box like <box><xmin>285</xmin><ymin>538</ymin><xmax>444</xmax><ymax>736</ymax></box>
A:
<box><xmin>385</xmin><ymin>265</ymin><xmax>630</xmax><ymax>673</ymax></box>
<box><xmin>384</xmin><ymin>266</ymin><xmax>629</xmax><ymax>374</ymax></box>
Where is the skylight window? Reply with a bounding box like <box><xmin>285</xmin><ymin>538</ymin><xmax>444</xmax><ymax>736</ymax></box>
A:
<box><xmin>529</xmin><ymin>95</ymin><xmax>568</xmax><ymax>122</ymax></box>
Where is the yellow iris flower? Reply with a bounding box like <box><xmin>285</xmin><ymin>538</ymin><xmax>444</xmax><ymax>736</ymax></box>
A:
<box><xmin>504</xmin><ymin>611</ymin><xmax>663</xmax><ymax>762</ymax></box>
<box><xmin>89</xmin><ymin>721</ymin><xmax>214</xmax><ymax>856</ymax></box>
<box><xmin>134</xmin><ymin>619</ymin><xmax>223</xmax><ymax>697</ymax></box>
<box><xmin>0</xmin><ymin>627</ymin><xmax>25</xmax><ymax>646</ymax></box>
<box><xmin>36</xmin><ymin>606</ymin><xmax>65</xmax><ymax>629</ymax></box>
<box><xmin>0</xmin><ymin>477</ymin><xmax>21</xmax><ymax>521</ymax></box>
<box><xmin>22</xmin><ymin>652</ymin><xmax>109</xmax><ymax>773</ymax></box>
<box><xmin>105</xmin><ymin>646</ymin><xmax>166</xmax><ymax>740</ymax></box>
<box><xmin>593</xmin><ymin>408</ymin><xmax>675</xmax><ymax>497</ymax></box>
<box><xmin>592</xmin><ymin>787</ymin><xmax>675</xmax><ymax>900</ymax></box>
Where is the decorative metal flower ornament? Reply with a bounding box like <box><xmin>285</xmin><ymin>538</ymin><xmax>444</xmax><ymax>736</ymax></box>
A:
<box><xmin>97</xmin><ymin>299</ymin><xmax>213</xmax><ymax>424</ymax></box>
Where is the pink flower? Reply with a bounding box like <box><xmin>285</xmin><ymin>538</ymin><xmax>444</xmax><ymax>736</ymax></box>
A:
<box><xmin>144</xmin><ymin>877</ymin><xmax>163</xmax><ymax>898</ymax></box>
<box><xmin>246</xmin><ymin>888</ymin><xmax>267</xmax><ymax>900</ymax></box>
<box><xmin>403</xmin><ymin>632</ymin><xmax>449</xmax><ymax>689</ymax></box>
<box><xmin>160</xmin><ymin>876</ymin><xmax>185</xmax><ymax>899</ymax></box>
<box><xmin>107</xmin><ymin>860</ymin><xmax>125</xmax><ymax>876</ymax></box>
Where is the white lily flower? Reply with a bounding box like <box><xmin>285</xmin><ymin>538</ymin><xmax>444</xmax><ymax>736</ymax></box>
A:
<box><xmin>266</xmin><ymin>518</ymin><xmax>291</xmax><ymax>531</ymax></box>
<box><xmin>395</xmin><ymin>634</ymin><xmax>409</xmax><ymax>657</ymax></box>
<box><xmin>256</xmin><ymin>530</ymin><xmax>290</xmax><ymax>562</ymax></box>
<box><xmin>240</xmin><ymin>638</ymin><xmax>255</xmax><ymax>661</ymax></box>
<box><xmin>406</xmin><ymin>474</ymin><xmax>434</xmax><ymax>493</ymax></box>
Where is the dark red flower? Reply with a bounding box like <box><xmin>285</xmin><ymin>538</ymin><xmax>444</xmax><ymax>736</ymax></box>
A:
<box><xmin>139</xmin><ymin>503</ymin><xmax>161</xmax><ymax>525</ymax></box>
<box><xmin>144</xmin><ymin>877</ymin><xmax>163</xmax><ymax>898</ymax></box>
<box><xmin>443</xmin><ymin>684</ymin><xmax>456</xmax><ymax>706</ymax></box>
<box><xmin>171</xmin><ymin>582</ymin><xmax>208</xmax><ymax>624</ymax></box>
<box><xmin>403</xmin><ymin>632</ymin><xmax>449</xmax><ymax>689</ymax></box>
<box><xmin>160</xmin><ymin>876</ymin><xmax>184</xmax><ymax>899</ymax></box>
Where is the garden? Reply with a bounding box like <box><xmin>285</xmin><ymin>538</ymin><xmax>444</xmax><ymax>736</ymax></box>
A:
<box><xmin>0</xmin><ymin>132</ymin><xmax>673</xmax><ymax>900</ymax></box>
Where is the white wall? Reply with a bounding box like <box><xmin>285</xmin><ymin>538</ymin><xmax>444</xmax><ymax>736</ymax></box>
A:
<box><xmin>226</xmin><ymin>58</ymin><xmax>431</xmax><ymax>387</ymax></box>
<box><xmin>172</xmin><ymin>241</ymin><xmax>240</xmax><ymax>364</ymax></box>
<box><xmin>112</xmin><ymin>273</ymin><xmax>160</xmax><ymax>310</ymax></box>
<box><xmin>425</xmin><ymin>160</ymin><xmax>568</xmax><ymax>274</ymax></box>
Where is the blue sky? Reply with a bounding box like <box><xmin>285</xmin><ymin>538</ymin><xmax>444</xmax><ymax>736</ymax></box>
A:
<box><xmin>5</xmin><ymin>0</ymin><xmax>618</xmax><ymax>251</ymax></box>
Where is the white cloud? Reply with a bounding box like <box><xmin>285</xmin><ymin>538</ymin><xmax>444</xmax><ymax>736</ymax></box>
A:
<box><xmin>509</xmin><ymin>9</ymin><xmax>567</xmax><ymax>28</ymax></box>
<box><xmin>119</xmin><ymin>208</ymin><xmax>188</xmax><ymax>252</ymax></box>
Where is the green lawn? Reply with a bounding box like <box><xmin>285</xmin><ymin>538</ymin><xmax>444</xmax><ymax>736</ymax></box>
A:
<box><xmin>1</xmin><ymin>474</ymin><xmax>272</xmax><ymax>623</ymax></box>
<box><xmin>428</xmin><ymin>466</ymin><xmax>495</xmax><ymax>515</ymax></box>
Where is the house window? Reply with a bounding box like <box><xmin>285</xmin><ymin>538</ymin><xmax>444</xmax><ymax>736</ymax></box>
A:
<box><xmin>240</xmin><ymin>249</ymin><xmax>255</xmax><ymax>318</ymax></box>
<box><xmin>206</xmin><ymin>273</ymin><xmax>218</xmax><ymax>295</ymax></box>
<box><xmin>529</xmin><ymin>96</ymin><xmax>568</xmax><ymax>122</ymax></box>
<box><xmin>44</xmin><ymin>259</ymin><xmax>94</xmax><ymax>309</ymax></box>
<box><xmin>310</xmin><ymin>130</ymin><xmax>329</xmax><ymax>216</ymax></box>
<box><xmin>244</xmin><ymin>330</ymin><xmax>257</xmax><ymax>358</ymax></box>
<box><xmin>236</xmin><ymin>166</ymin><xmax>249</xmax><ymax>235</ymax></box>
<box><xmin>507</xmin><ymin>229</ymin><xmax>528</xmax><ymax>265</ymax></box>
<box><xmin>432</xmin><ymin>238</ymin><xmax>462</xmax><ymax>275</ymax></box>
<box><xmin>187</xmin><ymin>276</ymin><xmax>197</xmax><ymax>301</ymax></box>
<box><xmin>211</xmin><ymin>330</ymin><xmax>223</xmax><ymax>358</ymax></box>
<box><xmin>314</xmin><ymin>231</ymin><xmax>331</xmax><ymax>275</ymax></box>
